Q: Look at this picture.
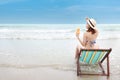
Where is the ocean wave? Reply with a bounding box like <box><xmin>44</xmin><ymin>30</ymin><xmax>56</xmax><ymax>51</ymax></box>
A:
<box><xmin>0</xmin><ymin>63</ymin><xmax>75</xmax><ymax>70</ymax></box>
<box><xmin>0</xmin><ymin>37</ymin><xmax>75</xmax><ymax>40</ymax></box>
<box><xmin>0</xmin><ymin>29</ymin><xmax>120</xmax><ymax>40</ymax></box>
<box><xmin>0</xmin><ymin>29</ymin><xmax>74</xmax><ymax>33</ymax></box>
<box><xmin>0</xmin><ymin>63</ymin><xmax>101</xmax><ymax>72</ymax></box>
<box><xmin>0</xmin><ymin>35</ymin><xmax>120</xmax><ymax>40</ymax></box>
<box><xmin>0</xmin><ymin>29</ymin><xmax>75</xmax><ymax>40</ymax></box>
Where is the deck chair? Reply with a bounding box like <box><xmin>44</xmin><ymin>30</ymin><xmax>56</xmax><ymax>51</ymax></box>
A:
<box><xmin>77</xmin><ymin>48</ymin><xmax>112</xmax><ymax>76</ymax></box>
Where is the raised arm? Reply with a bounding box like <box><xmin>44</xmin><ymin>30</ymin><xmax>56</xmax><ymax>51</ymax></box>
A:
<box><xmin>76</xmin><ymin>33</ymin><xmax>87</xmax><ymax>47</ymax></box>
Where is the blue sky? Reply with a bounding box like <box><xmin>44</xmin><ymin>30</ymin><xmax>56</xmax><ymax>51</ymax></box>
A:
<box><xmin>0</xmin><ymin>0</ymin><xmax>120</xmax><ymax>24</ymax></box>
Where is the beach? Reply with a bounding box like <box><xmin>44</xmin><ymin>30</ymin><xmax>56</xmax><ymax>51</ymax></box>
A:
<box><xmin>0</xmin><ymin>24</ymin><xmax>120</xmax><ymax>80</ymax></box>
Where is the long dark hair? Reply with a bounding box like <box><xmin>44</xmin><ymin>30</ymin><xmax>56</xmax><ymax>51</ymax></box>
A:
<box><xmin>87</xmin><ymin>27</ymin><xmax>96</xmax><ymax>34</ymax></box>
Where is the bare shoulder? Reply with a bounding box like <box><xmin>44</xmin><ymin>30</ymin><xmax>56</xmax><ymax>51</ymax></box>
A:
<box><xmin>83</xmin><ymin>32</ymin><xmax>90</xmax><ymax>38</ymax></box>
<box><xmin>95</xmin><ymin>29</ymin><xmax>99</xmax><ymax>35</ymax></box>
<box><xmin>95</xmin><ymin>29</ymin><xmax>99</xmax><ymax>32</ymax></box>
<box><xmin>84</xmin><ymin>32</ymin><xmax>88</xmax><ymax>36</ymax></box>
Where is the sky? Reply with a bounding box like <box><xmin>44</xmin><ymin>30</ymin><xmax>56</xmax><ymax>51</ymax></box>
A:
<box><xmin>0</xmin><ymin>0</ymin><xmax>120</xmax><ymax>24</ymax></box>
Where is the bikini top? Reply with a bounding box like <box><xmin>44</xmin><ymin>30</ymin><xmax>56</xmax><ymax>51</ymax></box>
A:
<box><xmin>86</xmin><ymin>40</ymin><xmax>96</xmax><ymax>47</ymax></box>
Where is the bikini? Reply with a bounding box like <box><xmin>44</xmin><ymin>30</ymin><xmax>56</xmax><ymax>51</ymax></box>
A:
<box><xmin>86</xmin><ymin>40</ymin><xmax>96</xmax><ymax>47</ymax></box>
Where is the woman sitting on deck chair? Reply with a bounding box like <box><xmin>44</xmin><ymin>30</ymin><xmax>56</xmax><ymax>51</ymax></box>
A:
<box><xmin>75</xmin><ymin>17</ymin><xmax>99</xmax><ymax>59</ymax></box>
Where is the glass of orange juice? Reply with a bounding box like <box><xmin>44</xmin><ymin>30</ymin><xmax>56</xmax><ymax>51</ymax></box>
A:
<box><xmin>76</xmin><ymin>27</ymin><xmax>80</xmax><ymax>35</ymax></box>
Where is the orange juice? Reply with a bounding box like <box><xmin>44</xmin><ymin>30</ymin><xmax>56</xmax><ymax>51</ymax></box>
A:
<box><xmin>76</xmin><ymin>27</ymin><xmax>80</xmax><ymax>34</ymax></box>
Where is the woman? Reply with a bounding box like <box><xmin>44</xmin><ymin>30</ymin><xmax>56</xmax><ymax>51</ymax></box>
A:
<box><xmin>75</xmin><ymin>17</ymin><xmax>99</xmax><ymax>59</ymax></box>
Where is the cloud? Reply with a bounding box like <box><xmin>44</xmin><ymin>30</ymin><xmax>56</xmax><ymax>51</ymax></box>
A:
<box><xmin>65</xmin><ymin>5</ymin><xmax>84</xmax><ymax>12</ymax></box>
<box><xmin>15</xmin><ymin>8</ymin><xmax>32</xmax><ymax>12</ymax></box>
<box><xmin>112</xmin><ymin>7</ymin><xmax>120</xmax><ymax>11</ymax></box>
<box><xmin>65</xmin><ymin>5</ymin><xmax>120</xmax><ymax>12</ymax></box>
<box><xmin>0</xmin><ymin>0</ymin><xmax>26</xmax><ymax>5</ymax></box>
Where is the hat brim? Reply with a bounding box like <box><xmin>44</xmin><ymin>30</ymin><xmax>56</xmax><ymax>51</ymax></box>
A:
<box><xmin>86</xmin><ymin>19</ymin><xmax>96</xmax><ymax>30</ymax></box>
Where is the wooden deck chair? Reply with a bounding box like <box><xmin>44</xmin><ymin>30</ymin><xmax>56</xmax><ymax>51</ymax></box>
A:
<box><xmin>77</xmin><ymin>48</ymin><xmax>112</xmax><ymax>76</ymax></box>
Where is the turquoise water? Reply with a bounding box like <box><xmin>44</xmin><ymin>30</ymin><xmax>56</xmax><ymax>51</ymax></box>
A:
<box><xmin>0</xmin><ymin>24</ymin><xmax>120</xmax><ymax>40</ymax></box>
<box><xmin>0</xmin><ymin>24</ymin><xmax>120</xmax><ymax>80</ymax></box>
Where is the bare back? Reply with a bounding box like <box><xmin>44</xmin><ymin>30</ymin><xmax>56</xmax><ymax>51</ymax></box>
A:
<box><xmin>83</xmin><ymin>29</ymin><xmax>99</xmax><ymax>49</ymax></box>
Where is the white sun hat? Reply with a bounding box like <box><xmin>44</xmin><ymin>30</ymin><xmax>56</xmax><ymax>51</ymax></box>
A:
<box><xmin>86</xmin><ymin>18</ymin><xmax>96</xmax><ymax>29</ymax></box>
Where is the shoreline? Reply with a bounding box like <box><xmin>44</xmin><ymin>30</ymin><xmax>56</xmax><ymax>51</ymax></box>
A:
<box><xmin>0</xmin><ymin>39</ymin><xmax>120</xmax><ymax>80</ymax></box>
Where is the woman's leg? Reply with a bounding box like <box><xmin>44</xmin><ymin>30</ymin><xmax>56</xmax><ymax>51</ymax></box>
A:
<box><xmin>75</xmin><ymin>45</ymin><xmax>81</xmax><ymax>59</ymax></box>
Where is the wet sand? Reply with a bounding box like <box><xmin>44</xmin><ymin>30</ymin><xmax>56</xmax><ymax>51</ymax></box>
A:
<box><xmin>0</xmin><ymin>39</ymin><xmax>120</xmax><ymax>80</ymax></box>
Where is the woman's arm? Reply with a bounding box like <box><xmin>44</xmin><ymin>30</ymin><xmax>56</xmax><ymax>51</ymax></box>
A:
<box><xmin>76</xmin><ymin>33</ymin><xmax>86</xmax><ymax>47</ymax></box>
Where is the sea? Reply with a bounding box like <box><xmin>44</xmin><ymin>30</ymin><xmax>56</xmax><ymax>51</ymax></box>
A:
<box><xmin>0</xmin><ymin>24</ymin><xmax>120</xmax><ymax>80</ymax></box>
<box><xmin>0</xmin><ymin>24</ymin><xmax>120</xmax><ymax>40</ymax></box>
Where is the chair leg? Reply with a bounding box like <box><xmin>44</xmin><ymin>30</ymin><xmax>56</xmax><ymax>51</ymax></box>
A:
<box><xmin>107</xmin><ymin>56</ymin><xmax>110</xmax><ymax>76</ymax></box>
<box><xmin>98</xmin><ymin>62</ymin><xmax>105</xmax><ymax>74</ymax></box>
<box><xmin>77</xmin><ymin>59</ymin><xmax>80</xmax><ymax>76</ymax></box>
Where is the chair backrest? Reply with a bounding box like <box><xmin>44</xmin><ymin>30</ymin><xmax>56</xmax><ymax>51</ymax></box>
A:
<box><xmin>79</xmin><ymin>48</ymin><xmax>112</xmax><ymax>64</ymax></box>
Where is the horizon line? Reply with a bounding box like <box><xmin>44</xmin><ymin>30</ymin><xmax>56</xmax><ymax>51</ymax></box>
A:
<box><xmin>0</xmin><ymin>23</ymin><xmax>120</xmax><ymax>25</ymax></box>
